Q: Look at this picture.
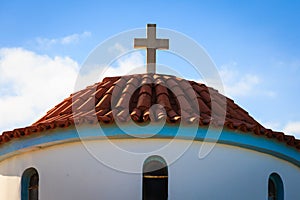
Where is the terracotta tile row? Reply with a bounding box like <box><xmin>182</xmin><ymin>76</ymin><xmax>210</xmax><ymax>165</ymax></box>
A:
<box><xmin>1</xmin><ymin>74</ymin><xmax>300</xmax><ymax>150</ymax></box>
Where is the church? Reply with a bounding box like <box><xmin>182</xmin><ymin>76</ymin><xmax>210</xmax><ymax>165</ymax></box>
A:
<box><xmin>0</xmin><ymin>24</ymin><xmax>299</xmax><ymax>200</ymax></box>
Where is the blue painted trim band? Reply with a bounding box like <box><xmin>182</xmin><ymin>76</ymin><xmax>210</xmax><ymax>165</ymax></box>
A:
<box><xmin>0</xmin><ymin>124</ymin><xmax>299</xmax><ymax>167</ymax></box>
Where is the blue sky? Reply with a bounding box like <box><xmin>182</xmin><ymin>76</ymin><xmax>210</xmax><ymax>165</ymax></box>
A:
<box><xmin>0</xmin><ymin>0</ymin><xmax>300</xmax><ymax>137</ymax></box>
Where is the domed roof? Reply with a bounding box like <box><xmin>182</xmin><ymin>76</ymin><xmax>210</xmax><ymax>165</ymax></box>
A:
<box><xmin>1</xmin><ymin>73</ymin><xmax>299</xmax><ymax>150</ymax></box>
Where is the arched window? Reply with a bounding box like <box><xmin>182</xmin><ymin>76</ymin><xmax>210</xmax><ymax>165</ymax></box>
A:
<box><xmin>21</xmin><ymin>168</ymin><xmax>39</xmax><ymax>200</ymax></box>
<box><xmin>143</xmin><ymin>155</ymin><xmax>168</xmax><ymax>200</ymax></box>
<box><xmin>268</xmin><ymin>173</ymin><xmax>284</xmax><ymax>200</ymax></box>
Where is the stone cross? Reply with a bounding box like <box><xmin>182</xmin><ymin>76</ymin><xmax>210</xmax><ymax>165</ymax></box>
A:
<box><xmin>134</xmin><ymin>24</ymin><xmax>169</xmax><ymax>73</ymax></box>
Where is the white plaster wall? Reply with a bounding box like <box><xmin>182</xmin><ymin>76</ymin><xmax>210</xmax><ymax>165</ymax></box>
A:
<box><xmin>0</xmin><ymin>174</ymin><xmax>20</xmax><ymax>200</ymax></box>
<box><xmin>0</xmin><ymin>139</ymin><xmax>299</xmax><ymax>200</ymax></box>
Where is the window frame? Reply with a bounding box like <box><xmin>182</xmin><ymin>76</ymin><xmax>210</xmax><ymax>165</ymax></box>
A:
<box><xmin>143</xmin><ymin>155</ymin><xmax>168</xmax><ymax>200</ymax></box>
<box><xmin>268</xmin><ymin>172</ymin><xmax>284</xmax><ymax>200</ymax></box>
<box><xmin>21</xmin><ymin>167</ymin><xmax>39</xmax><ymax>200</ymax></box>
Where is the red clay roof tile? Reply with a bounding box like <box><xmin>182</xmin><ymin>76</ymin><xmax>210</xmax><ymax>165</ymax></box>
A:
<box><xmin>1</xmin><ymin>73</ymin><xmax>299</xmax><ymax>151</ymax></box>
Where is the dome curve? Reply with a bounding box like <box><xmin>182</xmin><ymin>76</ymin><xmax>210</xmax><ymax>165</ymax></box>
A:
<box><xmin>1</xmin><ymin>73</ymin><xmax>299</xmax><ymax>150</ymax></box>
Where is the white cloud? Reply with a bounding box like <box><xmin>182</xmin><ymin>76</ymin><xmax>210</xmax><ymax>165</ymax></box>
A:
<box><xmin>219</xmin><ymin>63</ymin><xmax>259</xmax><ymax>97</ymax></box>
<box><xmin>76</xmin><ymin>45</ymin><xmax>145</xmax><ymax>90</ymax></box>
<box><xmin>0</xmin><ymin>48</ymin><xmax>79</xmax><ymax>133</ymax></box>
<box><xmin>102</xmin><ymin>52</ymin><xmax>144</xmax><ymax>77</ymax></box>
<box><xmin>283</xmin><ymin>121</ymin><xmax>300</xmax><ymax>139</ymax></box>
<box><xmin>0</xmin><ymin>45</ymin><xmax>144</xmax><ymax>134</ymax></box>
<box><xmin>218</xmin><ymin>62</ymin><xmax>275</xmax><ymax>98</ymax></box>
<box><xmin>61</xmin><ymin>31</ymin><xmax>91</xmax><ymax>44</ymax></box>
<box><xmin>109</xmin><ymin>43</ymin><xmax>127</xmax><ymax>54</ymax></box>
<box><xmin>36</xmin><ymin>31</ymin><xmax>91</xmax><ymax>47</ymax></box>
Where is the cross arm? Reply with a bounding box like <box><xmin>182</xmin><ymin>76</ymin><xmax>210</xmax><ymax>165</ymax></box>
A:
<box><xmin>134</xmin><ymin>38</ymin><xmax>147</xmax><ymax>48</ymax></box>
<box><xmin>155</xmin><ymin>39</ymin><xmax>169</xmax><ymax>49</ymax></box>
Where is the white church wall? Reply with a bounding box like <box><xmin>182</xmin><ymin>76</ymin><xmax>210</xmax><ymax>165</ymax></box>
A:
<box><xmin>0</xmin><ymin>139</ymin><xmax>299</xmax><ymax>200</ymax></box>
<box><xmin>0</xmin><ymin>174</ymin><xmax>20</xmax><ymax>200</ymax></box>
<box><xmin>168</xmin><ymin>141</ymin><xmax>300</xmax><ymax>199</ymax></box>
